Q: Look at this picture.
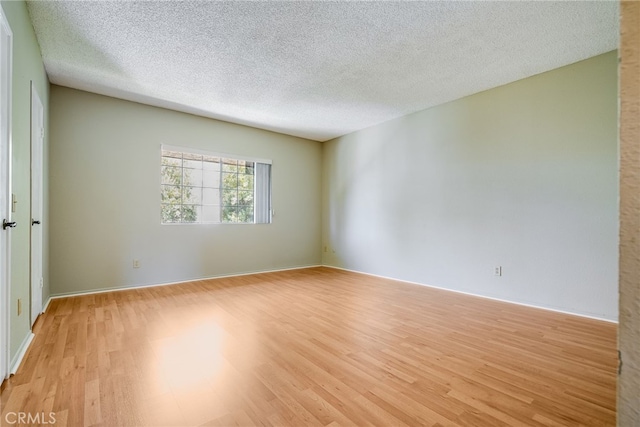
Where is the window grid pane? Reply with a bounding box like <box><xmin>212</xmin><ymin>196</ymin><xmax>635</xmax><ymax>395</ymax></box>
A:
<box><xmin>161</xmin><ymin>149</ymin><xmax>263</xmax><ymax>224</ymax></box>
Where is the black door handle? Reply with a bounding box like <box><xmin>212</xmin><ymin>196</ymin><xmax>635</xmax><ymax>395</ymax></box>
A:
<box><xmin>32</xmin><ymin>220</ymin><xmax>41</xmax><ymax>225</ymax></box>
<box><xmin>2</xmin><ymin>219</ymin><xmax>16</xmax><ymax>230</ymax></box>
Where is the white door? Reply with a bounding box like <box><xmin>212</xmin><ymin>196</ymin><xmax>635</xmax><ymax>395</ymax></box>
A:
<box><xmin>30</xmin><ymin>83</ymin><xmax>43</xmax><ymax>327</ymax></box>
<box><xmin>0</xmin><ymin>5</ymin><xmax>13</xmax><ymax>382</ymax></box>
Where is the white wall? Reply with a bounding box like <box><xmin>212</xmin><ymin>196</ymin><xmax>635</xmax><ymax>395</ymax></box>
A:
<box><xmin>50</xmin><ymin>86</ymin><xmax>322</xmax><ymax>295</ymax></box>
<box><xmin>322</xmin><ymin>51</ymin><xmax>618</xmax><ymax>321</ymax></box>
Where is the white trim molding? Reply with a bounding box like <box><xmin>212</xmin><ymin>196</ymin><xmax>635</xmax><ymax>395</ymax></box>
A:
<box><xmin>0</xmin><ymin>2</ymin><xmax>13</xmax><ymax>383</ymax></box>
<box><xmin>324</xmin><ymin>265</ymin><xmax>618</xmax><ymax>324</ymax></box>
<box><xmin>10</xmin><ymin>332</ymin><xmax>34</xmax><ymax>375</ymax></box>
<box><xmin>42</xmin><ymin>296</ymin><xmax>52</xmax><ymax>313</ymax></box>
<box><xmin>49</xmin><ymin>264</ymin><xmax>322</xmax><ymax>299</ymax></box>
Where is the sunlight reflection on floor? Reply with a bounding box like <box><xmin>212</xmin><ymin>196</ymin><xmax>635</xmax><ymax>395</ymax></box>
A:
<box><xmin>152</xmin><ymin>321</ymin><xmax>226</xmax><ymax>390</ymax></box>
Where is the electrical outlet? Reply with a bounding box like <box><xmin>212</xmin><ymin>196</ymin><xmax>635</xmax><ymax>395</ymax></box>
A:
<box><xmin>17</xmin><ymin>299</ymin><xmax>22</xmax><ymax>316</ymax></box>
<box><xmin>133</xmin><ymin>259</ymin><xmax>140</xmax><ymax>269</ymax></box>
<box><xmin>494</xmin><ymin>266</ymin><xmax>502</xmax><ymax>277</ymax></box>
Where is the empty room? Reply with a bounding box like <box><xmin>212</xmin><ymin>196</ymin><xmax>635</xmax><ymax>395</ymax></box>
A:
<box><xmin>1</xmin><ymin>1</ymin><xmax>639</xmax><ymax>426</ymax></box>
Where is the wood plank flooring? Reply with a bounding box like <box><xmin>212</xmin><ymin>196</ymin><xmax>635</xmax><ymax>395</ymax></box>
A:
<box><xmin>0</xmin><ymin>267</ymin><xmax>617</xmax><ymax>426</ymax></box>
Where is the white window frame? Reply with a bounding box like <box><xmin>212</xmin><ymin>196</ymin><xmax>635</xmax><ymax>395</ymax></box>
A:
<box><xmin>160</xmin><ymin>144</ymin><xmax>271</xmax><ymax>225</ymax></box>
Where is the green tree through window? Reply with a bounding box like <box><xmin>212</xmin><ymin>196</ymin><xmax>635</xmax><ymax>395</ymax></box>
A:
<box><xmin>222</xmin><ymin>159</ymin><xmax>254</xmax><ymax>223</ymax></box>
<box><xmin>161</xmin><ymin>152</ymin><xmax>197</xmax><ymax>223</ymax></box>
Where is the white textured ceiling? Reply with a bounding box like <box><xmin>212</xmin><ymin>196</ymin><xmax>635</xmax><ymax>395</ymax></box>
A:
<box><xmin>27</xmin><ymin>1</ymin><xmax>618</xmax><ymax>142</ymax></box>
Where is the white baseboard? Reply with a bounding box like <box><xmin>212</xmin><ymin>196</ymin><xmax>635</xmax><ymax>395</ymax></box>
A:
<box><xmin>48</xmin><ymin>262</ymin><xmax>615</xmax><ymax>323</ymax></box>
<box><xmin>42</xmin><ymin>296</ymin><xmax>52</xmax><ymax>313</ymax></box>
<box><xmin>49</xmin><ymin>264</ymin><xmax>323</xmax><ymax>300</ymax></box>
<box><xmin>10</xmin><ymin>332</ymin><xmax>34</xmax><ymax>375</ymax></box>
<box><xmin>324</xmin><ymin>265</ymin><xmax>618</xmax><ymax>324</ymax></box>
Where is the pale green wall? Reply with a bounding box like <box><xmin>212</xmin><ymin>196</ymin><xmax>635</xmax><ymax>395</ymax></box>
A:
<box><xmin>49</xmin><ymin>86</ymin><xmax>322</xmax><ymax>295</ymax></box>
<box><xmin>322</xmin><ymin>51</ymin><xmax>618</xmax><ymax>320</ymax></box>
<box><xmin>1</xmin><ymin>1</ymin><xmax>49</xmax><ymax>360</ymax></box>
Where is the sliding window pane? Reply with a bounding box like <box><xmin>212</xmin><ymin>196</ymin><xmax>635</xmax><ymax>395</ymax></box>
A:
<box><xmin>161</xmin><ymin>204</ymin><xmax>182</xmax><ymax>223</ymax></box>
<box><xmin>203</xmin><ymin>169</ymin><xmax>220</xmax><ymax>187</ymax></box>
<box><xmin>222</xmin><ymin>172</ymin><xmax>238</xmax><ymax>188</ymax></box>
<box><xmin>237</xmin><ymin>205</ymin><xmax>254</xmax><ymax>223</ymax></box>
<box><xmin>222</xmin><ymin>206</ymin><xmax>237</xmax><ymax>223</ymax></box>
<box><xmin>184</xmin><ymin>168</ymin><xmax>203</xmax><ymax>187</ymax></box>
<box><xmin>202</xmin><ymin>205</ymin><xmax>221</xmax><ymax>223</ymax></box>
<box><xmin>161</xmin><ymin>185</ymin><xmax>182</xmax><ymax>203</ymax></box>
<box><xmin>161</xmin><ymin>166</ymin><xmax>182</xmax><ymax>185</ymax></box>
<box><xmin>183</xmin><ymin>187</ymin><xmax>202</xmax><ymax>205</ymax></box>
<box><xmin>184</xmin><ymin>167</ymin><xmax>201</xmax><ymax>188</ymax></box>
<box><xmin>203</xmin><ymin>188</ymin><xmax>220</xmax><ymax>205</ymax></box>
<box><xmin>238</xmin><ymin>190</ymin><xmax>253</xmax><ymax>206</ymax></box>
<box><xmin>181</xmin><ymin>205</ymin><xmax>200</xmax><ymax>223</ymax></box>
<box><xmin>222</xmin><ymin>188</ymin><xmax>238</xmax><ymax>206</ymax></box>
<box><xmin>239</xmin><ymin>174</ymin><xmax>254</xmax><ymax>190</ymax></box>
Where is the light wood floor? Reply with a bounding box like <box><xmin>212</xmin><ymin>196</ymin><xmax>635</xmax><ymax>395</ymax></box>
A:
<box><xmin>1</xmin><ymin>267</ymin><xmax>616</xmax><ymax>426</ymax></box>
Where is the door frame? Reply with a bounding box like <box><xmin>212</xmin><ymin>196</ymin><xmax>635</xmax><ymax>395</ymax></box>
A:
<box><xmin>30</xmin><ymin>81</ymin><xmax>43</xmax><ymax>327</ymax></box>
<box><xmin>0</xmin><ymin>4</ymin><xmax>13</xmax><ymax>382</ymax></box>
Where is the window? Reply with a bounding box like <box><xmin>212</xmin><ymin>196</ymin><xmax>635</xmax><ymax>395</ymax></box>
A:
<box><xmin>160</xmin><ymin>145</ymin><xmax>271</xmax><ymax>224</ymax></box>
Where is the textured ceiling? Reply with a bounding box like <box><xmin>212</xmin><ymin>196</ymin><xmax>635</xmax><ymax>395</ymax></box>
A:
<box><xmin>27</xmin><ymin>1</ymin><xmax>618</xmax><ymax>142</ymax></box>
